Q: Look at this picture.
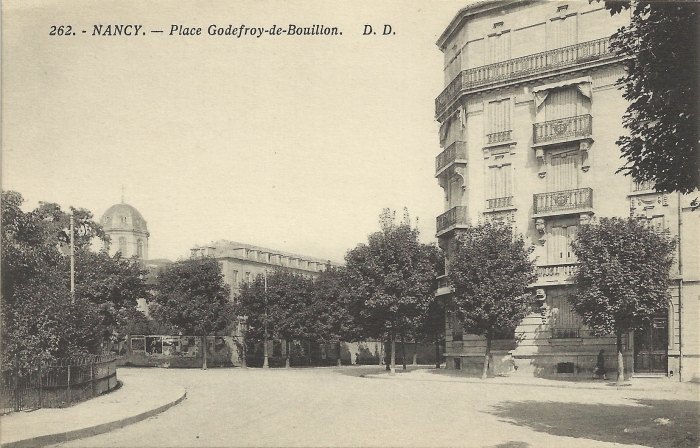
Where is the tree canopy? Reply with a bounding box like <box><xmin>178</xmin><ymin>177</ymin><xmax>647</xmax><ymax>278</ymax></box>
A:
<box><xmin>570</xmin><ymin>216</ymin><xmax>676</xmax><ymax>382</ymax></box>
<box><xmin>343</xmin><ymin>208</ymin><xmax>440</xmax><ymax>373</ymax></box>
<box><xmin>150</xmin><ymin>257</ymin><xmax>235</xmax><ymax>368</ymax></box>
<box><xmin>448</xmin><ymin>223</ymin><xmax>536</xmax><ymax>379</ymax></box>
<box><xmin>1</xmin><ymin>191</ymin><xmax>128</xmax><ymax>373</ymax></box>
<box><xmin>607</xmin><ymin>1</ymin><xmax>699</xmax><ymax>193</ymax></box>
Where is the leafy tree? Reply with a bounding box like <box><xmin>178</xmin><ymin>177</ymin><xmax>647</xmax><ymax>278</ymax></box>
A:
<box><xmin>71</xmin><ymin>250</ymin><xmax>150</xmax><ymax>340</ymax></box>
<box><xmin>606</xmin><ymin>1</ymin><xmax>699</xmax><ymax>193</ymax></box>
<box><xmin>448</xmin><ymin>223</ymin><xmax>536</xmax><ymax>379</ymax></box>
<box><xmin>237</xmin><ymin>269</ymin><xmax>317</xmax><ymax>368</ymax></box>
<box><xmin>1</xmin><ymin>191</ymin><xmax>108</xmax><ymax>372</ymax></box>
<box><xmin>570</xmin><ymin>217</ymin><xmax>676</xmax><ymax>384</ymax></box>
<box><xmin>344</xmin><ymin>208</ymin><xmax>438</xmax><ymax>374</ymax></box>
<box><xmin>310</xmin><ymin>266</ymin><xmax>364</xmax><ymax>366</ymax></box>
<box><xmin>150</xmin><ymin>257</ymin><xmax>234</xmax><ymax>369</ymax></box>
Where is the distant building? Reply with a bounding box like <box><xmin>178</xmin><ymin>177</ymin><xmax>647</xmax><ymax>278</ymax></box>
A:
<box><xmin>101</xmin><ymin>201</ymin><xmax>153</xmax><ymax>314</ymax></box>
<box><xmin>100</xmin><ymin>202</ymin><xmax>149</xmax><ymax>261</ymax></box>
<box><xmin>190</xmin><ymin>240</ymin><xmax>335</xmax><ymax>299</ymax></box>
<box><xmin>434</xmin><ymin>1</ymin><xmax>700</xmax><ymax>381</ymax></box>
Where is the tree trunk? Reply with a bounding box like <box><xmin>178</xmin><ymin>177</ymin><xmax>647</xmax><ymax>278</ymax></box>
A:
<box><xmin>241</xmin><ymin>334</ymin><xmax>247</xmax><ymax>368</ymax></box>
<box><xmin>616</xmin><ymin>333</ymin><xmax>625</xmax><ymax>385</ymax></box>
<box><xmin>390</xmin><ymin>332</ymin><xmax>396</xmax><ymax>375</ymax></box>
<box><xmin>337</xmin><ymin>340</ymin><xmax>342</xmax><ymax>367</ymax></box>
<box><xmin>435</xmin><ymin>335</ymin><xmax>441</xmax><ymax>369</ymax></box>
<box><xmin>202</xmin><ymin>335</ymin><xmax>208</xmax><ymax>370</ymax></box>
<box><xmin>285</xmin><ymin>340</ymin><xmax>290</xmax><ymax>369</ymax></box>
<box><xmin>481</xmin><ymin>336</ymin><xmax>491</xmax><ymax>379</ymax></box>
<box><xmin>401</xmin><ymin>334</ymin><xmax>407</xmax><ymax>371</ymax></box>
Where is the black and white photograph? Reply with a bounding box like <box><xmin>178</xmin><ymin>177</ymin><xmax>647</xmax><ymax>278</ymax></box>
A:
<box><xmin>2</xmin><ymin>1</ymin><xmax>699</xmax><ymax>447</ymax></box>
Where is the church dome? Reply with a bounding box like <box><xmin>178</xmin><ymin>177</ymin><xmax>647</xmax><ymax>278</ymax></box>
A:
<box><xmin>101</xmin><ymin>203</ymin><xmax>149</xmax><ymax>234</ymax></box>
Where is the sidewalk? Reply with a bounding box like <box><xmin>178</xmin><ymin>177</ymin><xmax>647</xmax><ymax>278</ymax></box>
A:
<box><xmin>367</xmin><ymin>367</ymin><xmax>700</xmax><ymax>397</ymax></box>
<box><xmin>0</xmin><ymin>368</ymin><xmax>186</xmax><ymax>448</ymax></box>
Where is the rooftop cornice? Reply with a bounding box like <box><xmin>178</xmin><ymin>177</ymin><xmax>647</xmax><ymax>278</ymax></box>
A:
<box><xmin>436</xmin><ymin>0</ymin><xmax>531</xmax><ymax>50</ymax></box>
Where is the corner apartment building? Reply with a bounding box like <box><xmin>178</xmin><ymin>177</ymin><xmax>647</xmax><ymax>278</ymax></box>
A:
<box><xmin>434</xmin><ymin>1</ymin><xmax>699</xmax><ymax>381</ymax></box>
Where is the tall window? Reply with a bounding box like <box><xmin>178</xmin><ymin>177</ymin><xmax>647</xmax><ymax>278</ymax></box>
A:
<box><xmin>448</xmin><ymin>176</ymin><xmax>463</xmax><ymax>209</ymax></box>
<box><xmin>232</xmin><ymin>270</ymin><xmax>238</xmax><ymax>286</ymax></box>
<box><xmin>551</xmin><ymin>294</ymin><xmax>584</xmax><ymax>334</ymax></box>
<box><xmin>488</xmin><ymin>164</ymin><xmax>512</xmax><ymax>202</ymax></box>
<box><xmin>245</xmin><ymin>272</ymin><xmax>251</xmax><ymax>283</ymax></box>
<box><xmin>547</xmin><ymin>217</ymin><xmax>578</xmax><ymax>264</ymax></box>
<box><xmin>487</xmin><ymin>99</ymin><xmax>511</xmax><ymax>136</ymax></box>
<box><xmin>118</xmin><ymin>237</ymin><xmax>127</xmax><ymax>255</ymax></box>
<box><xmin>547</xmin><ymin>150</ymin><xmax>578</xmax><ymax>192</ymax></box>
<box><xmin>547</xmin><ymin>14</ymin><xmax>577</xmax><ymax>50</ymax></box>
<box><xmin>487</xmin><ymin>31</ymin><xmax>511</xmax><ymax>64</ymax></box>
<box><xmin>136</xmin><ymin>239</ymin><xmax>143</xmax><ymax>258</ymax></box>
<box><xmin>544</xmin><ymin>88</ymin><xmax>579</xmax><ymax>121</ymax></box>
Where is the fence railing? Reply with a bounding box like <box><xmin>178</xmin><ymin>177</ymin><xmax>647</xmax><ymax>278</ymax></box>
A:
<box><xmin>436</xmin><ymin>206</ymin><xmax>469</xmax><ymax>234</ymax></box>
<box><xmin>536</xmin><ymin>263</ymin><xmax>578</xmax><ymax>279</ymax></box>
<box><xmin>435</xmin><ymin>37</ymin><xmax>614</xmax><ymax>117</ymax></box>
<box><xmin>533</xmin><ymin>114</ymin><xmax>592</xmax><ymax>145</ymax></box>
<box><xmin>435</xmin><ymin>141</ymin><xmax>467</xmax><ymax>174</ymax></box>
<box><xmin>533</xmin><ymin>188</ymin><xmax>593</xmax><ymax>215</ymax></box>
<box><xmin>486</xmin><ymin>130</ymin><xmax>513</xmax><ymax>145</ymax></box>
<box><xmin>1</xmin><ymin>354</ymin><xmax>117</xmax><ymax>414</ymax></box>
<box><xmin>487</xmin><ymin>196</ymin><xmax>513</xmax><ymax>210</ymax></box>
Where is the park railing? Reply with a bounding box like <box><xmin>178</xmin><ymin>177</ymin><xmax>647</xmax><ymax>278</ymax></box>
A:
<box><xmin>1</xmin><ymin>354</ymin><xmax>118</xmax><ymax>414</ymax></box>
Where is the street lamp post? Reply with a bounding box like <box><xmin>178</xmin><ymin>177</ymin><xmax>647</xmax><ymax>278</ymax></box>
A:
<box><xmin>70</xmin><ymin>214</ymin><xmax>75</xmax><ymax>304</ymax></box>
<box><xmin>263</xmin><ymin>270</ymin><xmax>269</xmax><ymax>368</ymax></box>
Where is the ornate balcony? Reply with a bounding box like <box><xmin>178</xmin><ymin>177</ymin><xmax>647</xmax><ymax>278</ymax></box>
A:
<box><xmin>532</xmin><ymin>114</ymin><xmax>592</xmax><ymax>146</ymax></box>
<box><xmin>435</xmin><ymin>141</ymin><xmax>467</xmax><ymax>176</ymax></box>
<box><xmin>533</xmin><ymin>188</ymin><xmax>593</xmax><ymax>216</ymax></box>
<box><xmin>436</xmin><ymin>206</ymin><xmax>469</xmax><ymax>236</ymax></box>
<box><xmin>436</xmin><ymin>274</ymin><xmax>452</xmax><ymax>296</ymax></box>
<box><xmin>533</xmin><ymin>262</ymin><xmax>578</xmax><ymax>286</ymax></box>
<box><xmin>435</xmin><ymin>37</ymin><xmax>615</xmax><ymax>118</ymax></box>
<box><xmin>486</xmin><ymin>130</ymin><xmax>513</xmax><ymax>145</ymax></box>
<box><xmin>486</xmin><ymin>196</ymin><xmax>513</xmax><ymax>210</ymax></box>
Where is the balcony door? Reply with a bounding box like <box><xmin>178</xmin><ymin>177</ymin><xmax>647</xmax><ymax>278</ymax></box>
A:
<box><xmin>547</xmin><ymin>217</ymin><xmax>578</xmax><ymax>264</ymax></box>
<box><xmin>634</xmin><ymin>316</ymin><xmax>668</xmax><ymax>374</ymax></box>
<box><xmin>547</xmin><ymin>150</ymin><xmax>578</xmax><ymax>192</ymax></box>
<box><xmin>547</xmin><ymin>15</ymin><xmax>577</xmax><ymax>50</ymax></box>
<box><xmin>544</xmin><ymin>88</ymin><xmax>579</xmax><ymax>121</ymax></box>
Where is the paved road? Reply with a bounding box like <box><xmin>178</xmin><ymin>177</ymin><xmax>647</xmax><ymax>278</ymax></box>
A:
<box><xmin>54</xmin><ymin>366</ymin><xmax>698</xmax><ymax>447</ymax></box>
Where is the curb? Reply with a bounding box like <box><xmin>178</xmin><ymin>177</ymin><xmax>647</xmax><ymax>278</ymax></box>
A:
<box><xmin>365</xmin><ymin>372</ymin><xmax>694</xmax><ymax>393</ymax></box>
<box><xmin>2</xmin><ymin>391</ymin><xmax>187</xmax><ymax>448</ymax></box>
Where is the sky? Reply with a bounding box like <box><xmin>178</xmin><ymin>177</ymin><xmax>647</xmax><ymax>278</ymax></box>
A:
<box><xmin>2</xmin><ymin>0</ymin><xmax>471</xmax><ymax>263</ymax></box>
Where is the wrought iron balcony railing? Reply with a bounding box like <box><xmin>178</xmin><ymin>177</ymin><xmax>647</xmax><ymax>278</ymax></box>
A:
<box><xmin>435</xmin><ymin>37</ymin><xmax>614</xmax><ymax>117</ymax></box>
<box><xmin>533</xmin><ymin>188</ymin><xmax>592</xmax><ymax>215</ymax></box>
<box><xmin>486</xmin><ymin>130</ymin><xmax>513</xmax><ymax>145</ymax></box>
<box><xmin>436</xmin><ymin>206</ymin><xmax>469</xmax><ymax>235</ymax></box>
<box><xmin>486</xmin><ymin>196</ymin><xmax>513</xmax><ymax>209</ymax></box>
<box><xmin>536</xmin><ymin>263</ymin><xmax>578</xmax><ymax>279</ymax></box>
<box><xmin>435</xmin><ymin>141</ymin><xmax>467</xmax><ymax>174</ymax></box>
<box><xmin>533</xmin><ymin>114</ymin><xmax>592</xmax><ymax>145</ymax></box>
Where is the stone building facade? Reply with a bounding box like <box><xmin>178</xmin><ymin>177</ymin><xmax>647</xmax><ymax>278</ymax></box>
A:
<box><xmin>434</xmin><ymin>1</ymin><xmax>699</xmax><ymax>381</ymax></box>
<box><xmin>190</xmin><ymin>240</ymin><xmax>334</xmax><ymax>299</ymax></box>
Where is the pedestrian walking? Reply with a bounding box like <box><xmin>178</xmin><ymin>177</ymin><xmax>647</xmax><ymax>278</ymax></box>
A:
<box><xmin>595</xmin><ymin>349</ymin><xmax>608</xmax><ymax>380</ymax></box>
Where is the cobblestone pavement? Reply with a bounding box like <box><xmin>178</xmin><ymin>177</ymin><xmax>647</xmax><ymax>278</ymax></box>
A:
<box><xmin>54</xmin><ymin>366</ymin><xmax>699</xmax><ymax>448</ymax></box>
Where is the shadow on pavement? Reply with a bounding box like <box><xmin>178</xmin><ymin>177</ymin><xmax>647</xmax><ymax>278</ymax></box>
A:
<box><xmin>333</xmin><ymin>365</ymin><xmax>432</xmax><ymax>378</ymax></box>
<box><xmin>491</xmin><ymin>399</ymin><xmax>699</xmax><ymax>448</ymax></box>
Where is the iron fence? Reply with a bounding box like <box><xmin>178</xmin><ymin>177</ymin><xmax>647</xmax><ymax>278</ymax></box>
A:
<box><xmin>1</xmin><ymin>354</ymin><xmax>117</xmax><ymax>414</ymax></box>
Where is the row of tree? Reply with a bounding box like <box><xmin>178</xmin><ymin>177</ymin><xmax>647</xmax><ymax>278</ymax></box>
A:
<box><xmin>3</xmin><ymin>189</ymin><xmax>677</xmax><ymax>382</ymax></box>
<box><xmin>236</xmin><ymin>209</ymin><xmax>444</xmax><ymax>373</ymax></box>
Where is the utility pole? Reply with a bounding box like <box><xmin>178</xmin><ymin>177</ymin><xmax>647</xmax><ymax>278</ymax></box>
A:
<box><xmin>263</xmin><ymin>270</ymin><xmax>269</xmax><ymax>369</ymax></box>
<box><xmin>70</xmin><ymin>214</ymin><xmax>75</xmax><ymax>304</ymax></box>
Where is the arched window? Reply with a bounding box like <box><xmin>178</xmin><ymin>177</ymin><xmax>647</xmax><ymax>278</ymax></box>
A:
<box><xmin>137</xmin><ymin>239</ymin><xmax>143</xmax><ymax>258</ymax></box>
<box><xmin>118</xmin><ymin>237</ymin><xmax>127</xmax><ymax>255</ymax></box>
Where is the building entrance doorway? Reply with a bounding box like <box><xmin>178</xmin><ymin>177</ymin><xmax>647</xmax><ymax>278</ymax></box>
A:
<box><xmin>634</xmin><ymin>317</ymin><xmax>668</xmax><ymax>374</ymax></box>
